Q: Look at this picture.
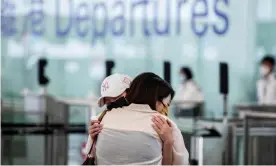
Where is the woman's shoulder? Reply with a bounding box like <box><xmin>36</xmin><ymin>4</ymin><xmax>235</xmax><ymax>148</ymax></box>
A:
<box><xmin>122</xmin><ymin>104</ymin><xmax>156</xmax><ymax>113</ymax></box>
<box><xmin>186</xmin><ymin>80</ymin><xmax>197</xmax><ymax>86</ymax></box>
<box><xmin>154</xmin><ymin>113</ymin><xmax>178</xmax><ymax>128</ymax></box>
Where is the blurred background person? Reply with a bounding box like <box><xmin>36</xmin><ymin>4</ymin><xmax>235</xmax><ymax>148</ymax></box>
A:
<box><xmin>257</xmin><ymin>55</ymin><xmax>276</xmax><ymax>104</ymax></box>
<box><xmin>173</xmin><ymin>67</ymin><xmax>204</xmax><ymax>118</ymax></box>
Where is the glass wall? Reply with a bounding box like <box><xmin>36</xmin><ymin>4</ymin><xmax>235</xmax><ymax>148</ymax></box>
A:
<box><xmin>1</xmin><ymin>0</ymin><xmax>276</xmax><ymax>118</ymax></box>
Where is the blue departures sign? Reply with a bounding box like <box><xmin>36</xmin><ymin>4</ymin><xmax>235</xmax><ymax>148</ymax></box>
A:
<box><xmin>1</xmin><ymin>0</ymin><xmax>229</xmax><ymax>45</ymax></box>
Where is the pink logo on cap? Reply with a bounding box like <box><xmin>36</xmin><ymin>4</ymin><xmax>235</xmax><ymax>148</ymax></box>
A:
<box><xmin>102</xmin><ymin>81</ymin><xmax>109</xmax><ymax>92</ymax></box>
<box><xmin>123</xmin><ymin>77</ymin><xmax>131</xmax><ymax>85</ymax></box>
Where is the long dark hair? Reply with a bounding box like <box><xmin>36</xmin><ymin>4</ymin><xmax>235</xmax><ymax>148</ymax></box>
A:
<box><xmin>126</xmin><ymin>72</ymin><xmax>175</xmax><ymax>110</ymax></box>
<box><xmin>181</xmin><ymin>67</ymin><xmax>193</xmax><ymax>80</ymax></box>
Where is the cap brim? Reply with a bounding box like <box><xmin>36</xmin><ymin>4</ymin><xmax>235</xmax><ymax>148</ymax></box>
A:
<box><xmin>97</xmin><ymin>97</ymin><xmax>105</xmax><ymax>107</ymax></box>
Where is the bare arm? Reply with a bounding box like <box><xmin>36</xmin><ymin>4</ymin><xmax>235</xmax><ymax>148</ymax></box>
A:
<box><xmin>152</xmin><ymin>115</ymin><xmax>174</xmax><ymax>165</ymax></box>
<box><xmin>162</xmin><ymin>140</ymin><xmax>173</xmax><ymax>165</ymax></box>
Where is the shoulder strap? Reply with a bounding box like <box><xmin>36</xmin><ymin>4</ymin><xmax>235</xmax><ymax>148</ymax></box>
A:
<box><xmin>87</xmin><ymin>109</ymin><xmax>108</xmax><ymax>155</ymax></box>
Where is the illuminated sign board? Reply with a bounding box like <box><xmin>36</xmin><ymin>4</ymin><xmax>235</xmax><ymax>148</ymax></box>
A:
<box><xmin>2</xmin><ymin>0</ymin><xmax>229</xmax><ymax>45</ymax></box>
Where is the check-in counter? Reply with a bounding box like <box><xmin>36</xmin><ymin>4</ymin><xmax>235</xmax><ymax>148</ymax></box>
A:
<box><xmin>236</xmin><ymin>104</ymin><xmax>276</xmax><ymax>118</ymax></box>
<box><xmin>170</xmin><ymin>101</ymin><xmax>227</xmax><ymax>165</ymax></box>
<box><xmin>172</xmin><ymin>101</ymin><xmax>205</xmax><ymax>118</ymax></box>
<box><xmin>232</xmin><ymin>104</ymin><xmax>276</xmax><ymax>165</ymax></box>
<box><xmin>1</xmin><ymin>94</ymin><xmax>100</xmax><ymax>165</ymax></box>
<box><xmin>171</xmin><ymin>102</ymin><xmax>276</xmax><ymax>165</ymax></box>
<box><xmin>190</xmin><ymin>128</ymin><xmax>222</xmax><ymax>165</ymax></box>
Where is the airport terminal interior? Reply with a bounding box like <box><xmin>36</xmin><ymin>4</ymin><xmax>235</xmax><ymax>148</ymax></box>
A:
<box><xmin>1</xmin><ymin>0</ymin><xmax>276</xmax><ymax>165</ymax></box>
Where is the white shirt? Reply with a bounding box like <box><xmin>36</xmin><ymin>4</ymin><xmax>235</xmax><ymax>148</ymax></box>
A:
<box><xmin>85</xmin><ymin>104</ymin><xmax>189</xmax><ymax>165</ymax></box>
<box><xmin>174</xmin><ymin>80</ymin><xmax>204</xmax><ymax>108</ymax></box>
<box><xmin>257</xmin><ymin>74</ymin><xmax>276</xmax><ymax>104</ymax></box>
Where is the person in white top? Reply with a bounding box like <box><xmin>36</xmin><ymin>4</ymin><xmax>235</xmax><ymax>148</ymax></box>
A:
<box><xmin>85</xmin><ymin>73</ymin><xmax>132</xmax><ymax>153</ymax></box>
<box><xmin>87</xmin><ymin>72</ymin><xmax>189</xmax><ymax>165</ymax></box>
<box><xmin>174</xmin><ymin>67</ymin><xmax>204</xmax><ymax>117</ymax></box>
<box><xmin>257</xmin><ymin>55</ymin><xmax>276</xmax><ymax>104</ymax></box>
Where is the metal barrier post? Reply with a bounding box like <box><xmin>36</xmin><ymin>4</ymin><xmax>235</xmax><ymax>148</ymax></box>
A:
<box><xmin>243</xmin><ymin>115</ymin><xmax>249</xmax><ymax>165</ymax></box>
<box><xmin>63</xmin><ymin>103</ymin><xmax>69</xmax><ymax>165</ymax></box>
<box><xmin>44</xmin><ymin>114</ymin><xmax>50</xmax><ymax>165</ymax></box>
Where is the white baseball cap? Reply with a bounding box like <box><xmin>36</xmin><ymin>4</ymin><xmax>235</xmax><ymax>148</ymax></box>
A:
<box><xmin>97</xmin><ymin>73</ymin><xmax>132</xmax><ymax>107</ymax></box>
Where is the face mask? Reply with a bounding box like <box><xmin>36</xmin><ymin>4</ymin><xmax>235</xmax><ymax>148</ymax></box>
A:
<box><xmin>106</xmin><ymin>97</ymin><xmax>129</xmax><ymax>110</ymax></box>
<box><xmin>260</xmin><ymin>66</ymin><xmax>270</xmax><ymax>76</ymax></box>
<box><xmin>159</xmin><ymin>95</ymin><xmax>171</xmax><ymax>116</ymax></box>
<box><xmin>160</xmin><ymin>102</ymin><xmax>169</xmax><ymax>116</ymax></box>
<box><xmin>180</xmin><ymin>75</ymin><xmax>186</xmax><ymax>82</ymax></box>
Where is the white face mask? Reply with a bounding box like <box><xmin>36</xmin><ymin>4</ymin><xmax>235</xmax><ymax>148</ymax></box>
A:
<box><xmin>260</xmin><ymin>66</ymin><xmax>270</xmax><ymax>76</ymax></box>
<box><xmin>180</xmin><ymin>75</ymin><xmax>186</xmax><ymax>82</ymax></box>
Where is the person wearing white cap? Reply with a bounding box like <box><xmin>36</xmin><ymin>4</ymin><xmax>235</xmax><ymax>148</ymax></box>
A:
<box><xmin>97</xmin><ymin>73</ymin><xmax>132</xmax><ymax>108</ymax></box>
<box><xmin>85</xmin><ymin>72</ymin><xmax>189</xmax><ymax>165</ymax></box>
<box><xmin>85</xmin><ymin>73</ymin><xmax>132</xmax><ymax>154</ymax></box>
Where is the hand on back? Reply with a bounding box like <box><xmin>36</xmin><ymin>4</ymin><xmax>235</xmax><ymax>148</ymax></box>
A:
<box><xmin>89</xmin><ymin>113</ymin><xmax>174</xmax><ymax>144</ymax></box>
<box><xmin>151</xmin><ymin>114</ymin><xmax>173</xmax><ymax>144</ymax></box>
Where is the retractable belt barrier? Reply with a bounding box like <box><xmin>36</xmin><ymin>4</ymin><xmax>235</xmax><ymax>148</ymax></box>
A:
<box><xmin>1</xmin><ymin>123</ymin><xmax>86</xmax><ymax>135</ymax></box>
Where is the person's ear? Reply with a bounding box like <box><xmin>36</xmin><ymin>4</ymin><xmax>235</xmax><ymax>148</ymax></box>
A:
<box><xmin>155</xmin><ymin>100</ymin><xmax>162</xmax><ymax>111</ymax></box>
<box><xmin>157</xmin><ymin>100</ymin><xmax>163</xmax><ymax>105</ymax></box>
